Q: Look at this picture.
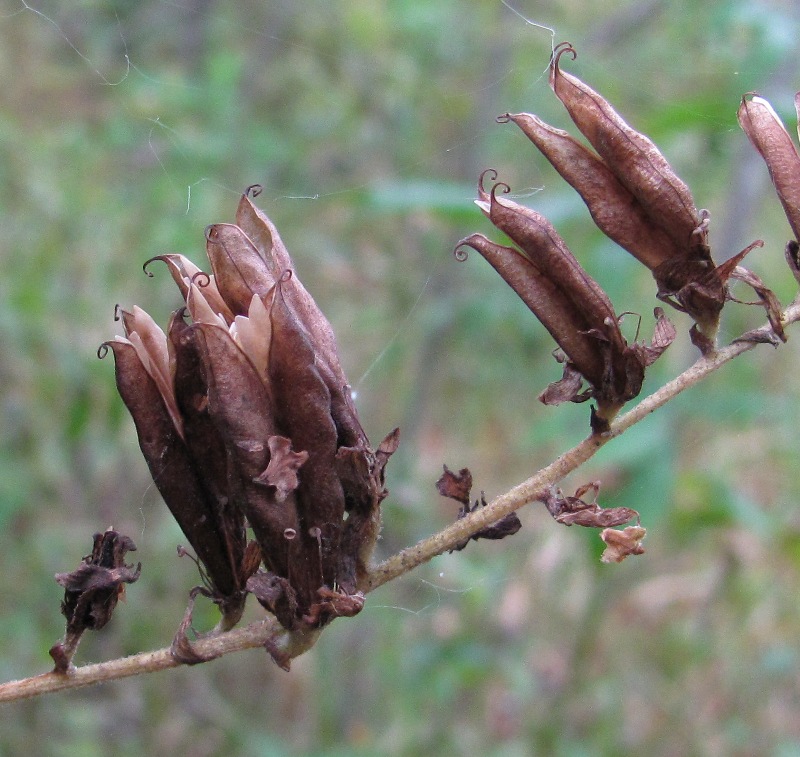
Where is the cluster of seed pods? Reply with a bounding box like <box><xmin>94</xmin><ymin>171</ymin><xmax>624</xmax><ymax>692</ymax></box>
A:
<box><xmin>458</xmin><ymin>43</ymin><xmax>786</xmax><ymax>430</ymax></box>
<box><xmin>103</xmin><ymin>186</ymin><xmax>398</xmax><ymax>633</ymax></box>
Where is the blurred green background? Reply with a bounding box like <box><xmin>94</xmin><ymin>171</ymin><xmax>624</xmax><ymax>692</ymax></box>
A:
<box><xmin>2</xmin><ymin>0</ymin><xmax>800</xmax><ymax>754</ymax></box>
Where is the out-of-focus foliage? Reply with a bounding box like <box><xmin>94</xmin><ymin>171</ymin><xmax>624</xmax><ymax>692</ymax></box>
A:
<box><xmin>2</xmin><ymin>0</ymin><xmax>800</xmax><ymax>754</ymax></box>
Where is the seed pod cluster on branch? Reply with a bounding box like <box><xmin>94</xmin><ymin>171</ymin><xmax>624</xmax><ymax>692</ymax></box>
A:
<box><xmin>458</xmin><ymin>42</ymin><xmax>783</xmax><ymax>428</ymax></box>
<box><xmin>102</xmin><ymin>186</ymin><xmax>399</xmax><ymax>634</ymax></box>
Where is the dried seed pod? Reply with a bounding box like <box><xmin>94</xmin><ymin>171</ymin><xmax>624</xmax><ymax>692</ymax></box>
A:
<box><xmin>476</xmin><ymin>173</ymin><xmax>619</xmax><ymax>333</ymax></box>
<box><xmin>549</xmin><ymin>42</ymin><xmax>702</xmax><ymax>251</ymax></box>
<box><xmin>738</xmin><ymin>93</ymin><xmax>800</xmax><ymax>243</ymax></box>
<box><xmin>102</xmin><ymin>337</ymin><xmax>248</xmax><ymax>623</ymax></box>
<box><xmin>498</xmin><ymin>112</ymin><xmax>683</xmax><ymax>270</ymax></box>
<box><xmin>235</xmin><ymin>186</ymin><xmax>366</xmax><ymax>450</ymax></box>
<box><xmin>456</xmin><ymin>231</ymin><xmax>606</xmax><ymax>391</ymax></box>
<box><xmin>205</xmin><ymin>223</ymin><xmax>276</xmax><ymax>316</ymax></box>
<box><xmin>459</xmin><ymin>173</ymin><xmax>675</xmax><ymax>428</ymax></box>
<box><xmin>266</xmin><ymin>280</ymin><xmax>345</xmax><ymax>601</ymax></box>
<box><xmin>497</xmin><ymin>44</ymin><xmax>776</xmax><ymax>344</ymax></box>
<box><xmin>106</xmin><ymin>188</ymin><xmax>397</xmax><ymax>634</ymax></box>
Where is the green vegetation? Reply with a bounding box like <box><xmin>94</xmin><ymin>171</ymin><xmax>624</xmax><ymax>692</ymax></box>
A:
<box><xmin>2</xmin><ymin>0</ymin><xmax>800</xmax><ymax>753</ymax></box>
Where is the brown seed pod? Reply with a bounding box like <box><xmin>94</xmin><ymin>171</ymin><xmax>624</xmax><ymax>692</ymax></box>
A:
<box><xmin>549</xmin><ymin>42</ymin><xmax>702</xmax><ymax>251</ymax></box>
<box><xmin>738</xmin><ymin>93</ymin><xmax>800</xmax><ymax>243</ymax></box>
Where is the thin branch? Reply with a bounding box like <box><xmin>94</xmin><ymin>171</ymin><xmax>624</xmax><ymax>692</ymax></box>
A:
<box><xmin>365</xmin><ymin>298</ymin><xmax>800</xmax><ymax>590</ymax></box>
<box><xmin>2</xmin><ymin>300</ymin><xmax>798</xmax><ymax>702</ymax></box>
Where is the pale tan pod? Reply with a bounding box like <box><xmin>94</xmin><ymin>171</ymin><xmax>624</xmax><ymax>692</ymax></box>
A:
<box><xmin>738</xmin><ymin>93</ymin><xmax>800</xmax><ymax>242</ymax></box>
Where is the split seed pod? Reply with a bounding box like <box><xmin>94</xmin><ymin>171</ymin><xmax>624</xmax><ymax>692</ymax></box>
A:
<box><xmin>500</xmin><ymin>43</ymin><xmax>766</xmax><ymax>342</ymax></box>
<box><xmin>457</xmin><ymin>172</ymin><xmax>675</xmax><ymax>430</ymax></box>
<box><xmin>104</xmin><ymin>186</ymin><xmax>398</xmax><ymax>632</ymax></box>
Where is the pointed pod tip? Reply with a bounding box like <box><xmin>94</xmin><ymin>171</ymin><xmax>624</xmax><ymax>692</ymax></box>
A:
<box><xmin>454</xmin><ymin>233</ymin><xmax>485</xmax><ymax>261</ymax></box>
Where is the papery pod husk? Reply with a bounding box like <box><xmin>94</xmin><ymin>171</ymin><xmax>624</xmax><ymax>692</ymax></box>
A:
<box><xmin>235</xmin><ymin>188</ymin><xmax>345</xmax><ymax>384</ymax></box>
<box><xmin>477</xmin><ymin>175</ymin><xmax>619</xmax><ymax>334</ymax></box>
<box><xmin>499</xmin><ymin>112</ymin><xmax>684</xmax><ymax>270</ymax></box>
<box><xmin>117</xmin><ymin>305</ymin><xmax>181</xmax><ymax>433</ymax></box>
<box><xmin>235</xmin><ymin>188</ymin><xmax>367</xmax><ymax>450</ymax></box>
<box><xmin>205</xmin><ymin>223</ymin><xmax>277</xmax><ymax>317</ymax></box>
<box><xmin>144</xmin><ymin>254</ymin><xmax>235</xmax><ymax>325</ymax></box>
<box><xmin>738</xmin><ymin>93</ymin><xmax>800</xmax><ymax>243</ymax></box>
<box><xmin>549</xmin><ymin>42</ymin><xmax>702</xmax><ymax>252</ymax></box>
<box><xmin>191</xmin><ymin>319</ymin><xmax>298</xmax><ymax>581</ymax></box>
<box><xmin>267</xmin><ymin>281</ymin><xmax>346</xmax><ymax>611</ymax></box>
<box><xmin>456</xmin><ymin>232</ymin><xmax>607</xmax><ymax>388</ymax></box>
<box><xmin>103</xmin><ymin>338</ymin><xmax>246</xmax><ymax>620</ymax></box>
<box><xmin>168</xmin><ymin>312</ymin><xmax>249</xmax><ymax>590</ymax></box>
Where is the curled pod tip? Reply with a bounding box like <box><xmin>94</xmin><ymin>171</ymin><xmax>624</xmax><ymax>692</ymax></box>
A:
<box><xmin>453</xmin><ymin>243</ymin><xmax>471</xmax><ymax>262</ymax></box>
<box><xmin>489</xmin><ymin>181</ymin><xmax>512</xmax><ymax>203</ymax></box>
<box><xmin>477</xmin><ymin>168</ymin><xmax>499</xmax><ymax>202</ymax></box>
<box><xmin>142</xmin><ymin>257</ymin><xmax>159</xmax><ymax>277</ymax></box>
<box><xmin>189</xmin><ymin>270</ymin><xmax>211</xmax><ymax>289</ymax></box>
<box><xmin>245</xmin><ymin>184</ymin><xmax>263</xmax><ymax>199</ymax></box>
<box><xmin>550</xmin><ymin>41</ymin><xmax>577</xmax><ymax>73</ymax></box>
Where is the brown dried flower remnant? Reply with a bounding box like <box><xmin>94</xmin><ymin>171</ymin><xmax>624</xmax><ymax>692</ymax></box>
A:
<box><xmin>600</xmin><ymin>526</ymin><xmax>647</xmax><ymax>563</ymax></box>
<box><xmin>542</xmin><ymin>482</ymin><xmax>639</xmax><ymax>528</ymax></box>
<box><xmin>457</xmin><ymin>171</ymin><xmax>675</xmax><ymax>430</ymax></box>
<box><xmin>103</xmin><ymin>186</ymin><xmax>398</xmax><ymax>636</ymax></box>
<box><xmin>542</xmin><ymin>484</ymin><xmax>645</xmax><ymax>562</ymax></box>
<box><xmin>49</xmin><ymin>529</ymin><xmax>141</xmax><ymax>673</ymax></box>
<box><xmin>436</xmin><ymin>465</ymin><xmax>522</xmax><ymax>551</ymax></box>
<box><xmin>500</xmin><ymin>43</ymin><xmax>770</xmax><ymax>345</ymax></box>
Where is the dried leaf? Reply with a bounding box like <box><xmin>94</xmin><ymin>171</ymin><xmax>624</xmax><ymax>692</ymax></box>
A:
<box><xmin>170</xmin><ymin>587</ymin><xmax>223</xmax><ymax>665</ymax></box>
<box><xmin>447</xmin><ymin>489</ymin><xmax>522</xmax><ymax>552</ymax></box>
<box><xmin>436</xmin><ymin>465</ymin><xmax>473</xmax><ymax>506</ymax></box>
<box><xmin>254</xmin><ymin>435</ymin><xmax>309</xmax><ymax>502</ymax></box>
<box><xmin>729</xmin><ymin>265</ymin><xmax>786</xmax><ymax>342</ymax></box>
<box><xmin>543</xmin><ymin>484</ymin><xmax>639</xmax><ymax>528</ymax></box>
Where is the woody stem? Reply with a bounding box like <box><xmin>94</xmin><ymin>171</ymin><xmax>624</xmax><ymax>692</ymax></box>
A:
<box><xmin>1</xmin><ymin>298</ymin><xmax>798</xmax><ymax>702</ymax></box>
